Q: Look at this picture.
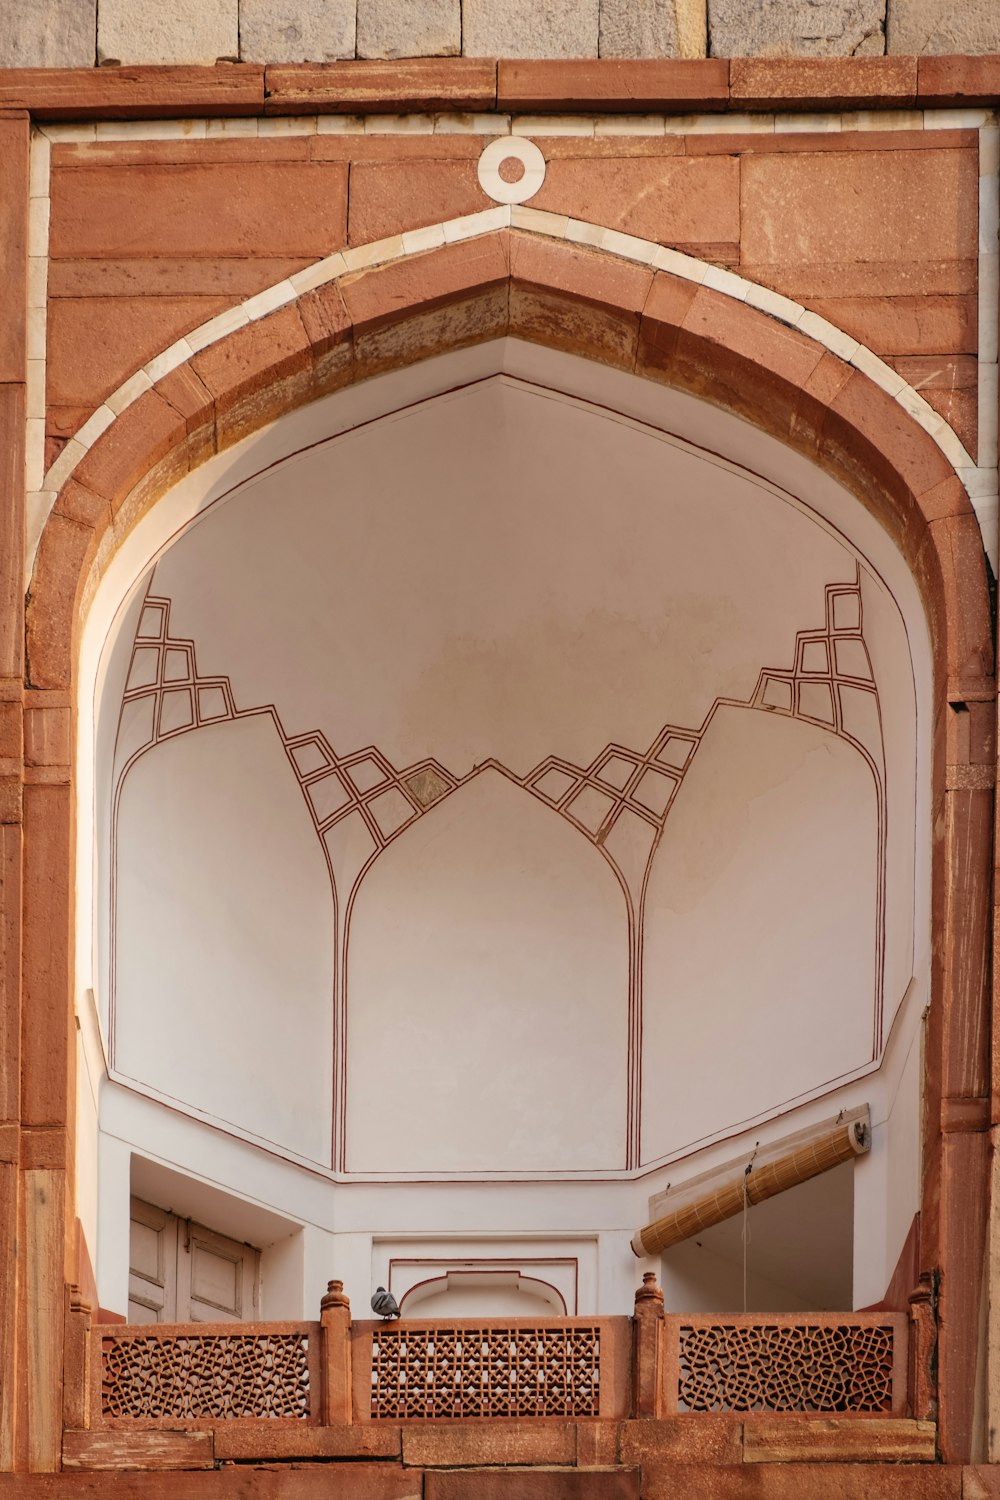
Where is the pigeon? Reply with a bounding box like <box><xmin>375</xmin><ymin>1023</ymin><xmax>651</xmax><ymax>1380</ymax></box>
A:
<box><xmin>371</xmin><ymin>1286</ymin><xmax>400</xmax><ymax>1320</ymax></box>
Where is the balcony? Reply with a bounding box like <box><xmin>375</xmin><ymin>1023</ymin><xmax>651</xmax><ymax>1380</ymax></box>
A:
<box><xmin>59</xmin><ymin>1275</ymin><xmax>936</xmax><ymax>1484</ymax></box>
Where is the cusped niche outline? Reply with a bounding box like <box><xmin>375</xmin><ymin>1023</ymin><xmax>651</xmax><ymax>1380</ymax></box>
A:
<box><xmin>344</xmin><ymin>767</ymin><xmax>628</xmax><ymax>1175</ymax></box>
<box><xmin>109</xmin><ymin>568</ymin><xmax>886</xmax><ymax>1174</ymax></box>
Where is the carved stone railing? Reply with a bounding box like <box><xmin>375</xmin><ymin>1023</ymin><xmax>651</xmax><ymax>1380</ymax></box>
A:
<box><xmin>73</xmin><ymin>1284</ymin><xmax>909</xmax><ymax>1432</ymax></box>
<box><xmin>92</xmin><ymin>1322</ymin><xmax>320</xmax><ymax>1425</ymax></box>
<box><xmin>355</xmin><ymin>1318</ymin><xmax>627</xmax><ymax>1421</ymax></box>
<box><xmin>662</xmin><ymin>1312</ymin><xmax>908</xmax><ymax>1416</ymax></box>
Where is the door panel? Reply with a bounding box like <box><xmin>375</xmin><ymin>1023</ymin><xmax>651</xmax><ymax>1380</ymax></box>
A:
<box><xmin>179</xmin><ymin>1222</ymin><xmax>259</xmax><ymax>1322</ymax></box>
<box><xmin>128</xmin><ymin>1197</ymin><xmax>177</xmax><ymax>1322</ymax></box>
<box><xmin>128</xmin><ymin>1197</ymin><xmax>259</xmax><ymax>1323</ymax></box>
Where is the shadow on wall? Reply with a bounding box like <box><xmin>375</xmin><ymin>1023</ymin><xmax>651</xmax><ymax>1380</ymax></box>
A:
<box><xmin>662</xmin><ymin>1161</ymin><xmax>854</xmax><ymax>1313</ymax></box>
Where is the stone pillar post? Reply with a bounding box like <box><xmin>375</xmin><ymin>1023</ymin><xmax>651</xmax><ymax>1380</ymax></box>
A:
<box><xmin>62</xmin><ymin>1286</ymin><xmax>92</xmax><ymax>1432</ymax></box>
<box><xmin>632</xmin><ymin>1270</ymin><xmax>664</xmax><ymax>1419</ymax></box>
<box><xmin>319</xmin><ymin>1280</ymin><xmax>353</xmax><ymax>1425</ymax></box>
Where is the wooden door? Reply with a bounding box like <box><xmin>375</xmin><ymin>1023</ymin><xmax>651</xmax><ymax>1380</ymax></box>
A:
<box><xmin>128</xmin><ymin>1197</ymin><xmax>177</xmax><ymax>1322</ymax></box>
<box><xmin>129</xmin><ymin>1197</ymin><xmax>260</xmax><ymax>1323</ymax></box>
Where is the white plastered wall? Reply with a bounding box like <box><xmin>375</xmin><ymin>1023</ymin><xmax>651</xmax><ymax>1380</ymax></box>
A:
<box><xmin>73</xmin><ymin>340</ymin><xmax>934</xmax><ymax>1318</ymax></box>
<box><xmin>113</xmin><ymin>714</ymin><xmax>334</xmax><ymax>1164</ymax></box>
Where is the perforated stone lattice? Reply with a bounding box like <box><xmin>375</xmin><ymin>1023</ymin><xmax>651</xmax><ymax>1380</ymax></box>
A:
<box><xmin>678</xmin><ymin>1323</ymin><xmax>895</xmax><ymax>1413</ymax></box>
<box><xmin>101</xmin><ymin>1333</ymin><xmax>311</xmax><ymax>1419</ymax></box>
<box><xmin>370</xmin><ymin>1326</ymin><xmax>601</xmax><ymax>1419</ymax></box>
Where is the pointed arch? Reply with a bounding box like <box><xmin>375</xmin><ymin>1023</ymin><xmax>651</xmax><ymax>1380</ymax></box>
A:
<box><xmin>27</xmin><ymin>223</ymin><xmax>991</xmax><ymax>711</ymax></box>
<box><xmin>22</xmin><ymin>222</ymin><xmax>994</xmax><ymax>1466</ymax></box>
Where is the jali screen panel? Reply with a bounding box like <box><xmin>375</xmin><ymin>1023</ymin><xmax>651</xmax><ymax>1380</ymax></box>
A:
<box><xmin>674</xmin><ymin>1319</ymin><xmax>900</xmax><ymax>1413</ymax></box>
<box><xmin>101</xmin><ymin>1329</ymin><xmax>312</xmax><ymax>1419</ymax></box>
<box><xmin>370</xmin><ymin>1325</ymin><xmax>601</xmax><ymax>1419</ymax></box>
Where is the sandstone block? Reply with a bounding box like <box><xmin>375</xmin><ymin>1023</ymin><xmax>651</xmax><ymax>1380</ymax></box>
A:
<box><xmin>800</xmin><ymin>294</ymin><xmax>977</xmax><ymax>357</ymax></box>
<box><xmin>463</xmin><ymin>0</ymin><xmax>599</xmax><ymax>58</ymax></box>
<box><xmin>888</xmin><ymin>355</ymin><xmax>977</xmax><ymax>455</ymax></box>
<box><xmin>339</xmin><ymin>231</ymin><xmax>509</xmax><ymax>330</ymax></box>
<box><xmin>402</xmin><ymin>1423</ymin><xmax>576</xmax><ymax>1468</ymax></box>
<box><xmin>98</xmin><ymin>0</ymin><xmax>238</xmax><ymax>65</ymax></box>
<box><xmin>641</xmin><ymin>1463</ymin><xmax>960</xmax><ymax>1499</ymax></box>
<box><xmin>214</xmin><ymin>1424</ymin><xmax>401</xmax><ymax>1460</ymax></box>
<box><xmin>0</xmin><ymin>388</ymin><xmax>25</xmax><ymax>683</ymax></box>
<box><xmin>62</xmin><ymin>1430</ymin><xmax>214</xmax><ymax>1470</ymax></box>
<box><xmin>265</xmin><ymin>58</ymin><xmax>495</xmax><ymax>113</ymax></box>
<box><xmin>358</xmin><ymin>0</ymin><xmax>460</xmax><ymax>58</ymax></box>
<box><xmin>533</xmin><ymin>154</ymin><xmax>739</xmax><ymax>255</ymax></box>
<box><xmin>353</xmin><ymin>285</ymin><xmax>507</xmax><ymax>380</ymax></box>
<box><xmin>0</xmin><ymin>65</ymin><xmax>265</xmax><ymax>118</ymax></box>
<box><xmin>47</xmin><ymin>294</ymin><xmax>234</xmax><ymax>418</ymax></box>
<box><xmin>917</xmin><ymin>56</ymin><xmax>1000</xmax><ymax>105</ymax></box>
<box><xmin>0</xmin><ymin>0</ymin><xmax>96</xmax><ymax>67</ymax></box>
<box><xmin>966</xmin><ymin>1467</ymin><xmax>1000</xmax><ymax>1499</ymax></box>
<box><xmin>599</xmin><ymin>0</ymin><xmax>706</xmax><ymax>59</ymax></box>
<box><xmin>740</xmin><ymin>149</ymin><xmax>977</xmax><ymax>271</ymax></box>
<box><xmin>730</xmin><ymin>54</ymin><xmax>914</xmax><ymax>105</ymax></box>
<box><xmin>498</xmin><ymin>57</ymin><xmax>728</xmax><ymax>110</ymax></box>
<box><xmin>509</xmin><ymin>232</ymin><xmax>652</xmax><ymax>370</ymax></box>
<box><xmin>348</xmin><ymin>159</ymin><xmax>486</xmax><ymax>245</ymax></box>
<box><xmin>50</xmin><ymin>161</ymin><xmax>348</xmax><ymax>261</ymax></box>
<box><xmin>709</xmin><ymin>0</ymin><xmax>886</xmax><ymax>57</ymax></box>
<box><xmin>0</xmin><ymin>116</ymin><xmax>28</xmax><ymax>385</ymax></box>
<box><xmin>618</xmin><ymin>1417</ymin><xmax>742</xmax><ymax>1465</ymax></box>
<box><xmin>240</xmin><ymin>0</ymin><xmax>356</xmax><ymax>63</ymax></box>
<box><xmin>888</xmin><ymin>0</ymin><xmax>1000</xmax><ymax>54</ymax></box>
<box><xmin>742</xmin><ymin>1417</ymin><xmax>937</xmax><ymax>1464</ymax></box>
<box><xmin>426</xmin><ymin>1473</ymin><xmax>640</xmax><ymax>1500</ymax></box>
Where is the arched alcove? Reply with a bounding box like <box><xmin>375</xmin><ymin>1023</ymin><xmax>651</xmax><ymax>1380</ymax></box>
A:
<box><xmin>344</xmin><ymin>767</ymin><xmax>628</xmax><ymax>1174</ymax></box>
<box><xmin>82</xmin><ymin>347</ymin><xmax>926</xmax><ymax>1250</ymax></box>
<box><xmin>50</xmin><ymin>290</ymin><xmax>952</xmax><ymax>1331</ymax></box>
<box><xmin>401</xmin><ymin>1271</ymin><xmax>567</xmax><ymax>1318</ymax></box>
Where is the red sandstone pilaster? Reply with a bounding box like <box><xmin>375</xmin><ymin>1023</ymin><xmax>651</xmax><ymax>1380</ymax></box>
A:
<box><xmin>319</xmin><ymin>1282</ymin><xmax>352</xmax><ymax>1427</ymax></box>
<box><xmin>632</xmin><ymin>1274</ymin><xmax>664</xmax><ymax>1420</ymax></box>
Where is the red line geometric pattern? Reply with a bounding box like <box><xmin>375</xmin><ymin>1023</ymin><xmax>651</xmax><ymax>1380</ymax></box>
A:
<box><xmin>280</xmin><ymin>735</ymin><xmax>456</xmax><ymax>848</ymax></box>
<box><xmin>111</xmin><ymin>570</ymin><xmax>886</xmax><ymax>1172</ymax></box>
<box><xmin>748</xmin><ymin>572</ymin><xmax>887</xmax><ymax>1051</ymax></box>
<box><xmin>118</xmin><ymin>594</ymin><xmax>237</xmax><ymax>746</ymax></box>
<box><xmin>115</xmin><ymin>593</ymin><xmax>459</xmax><ymax>848</ymax></box>
<box><xmin>751</xmin><ymin>577</ymin><xmax>880</xmax><ymax>748</ymax></box>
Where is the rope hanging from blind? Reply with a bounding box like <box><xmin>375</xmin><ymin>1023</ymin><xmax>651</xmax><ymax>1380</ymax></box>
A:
<box><xmin>631</xmin><ymin>1106</ymin><xmax>871</xmax><ymax>1258</ymax></box>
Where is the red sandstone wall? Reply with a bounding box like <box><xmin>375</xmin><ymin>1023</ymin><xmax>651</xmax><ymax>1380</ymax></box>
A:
<box><xmin>42</xmin><ymin>115</ymin><xmax>980</xmax><ymax>470</ymax></box>
<box><xmin>0</xmin><ymin>56</ymin><xmax>996</xmax><ymax>1492</ymax></box>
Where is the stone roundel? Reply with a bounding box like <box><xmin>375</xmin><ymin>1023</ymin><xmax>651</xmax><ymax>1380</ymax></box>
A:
<box><xmin>477</xmin><ymin>136</ymin><xmax>546</xmax><ymax>205</ymax></box>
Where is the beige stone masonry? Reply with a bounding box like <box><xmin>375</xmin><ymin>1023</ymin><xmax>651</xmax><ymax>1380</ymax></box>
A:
<box><xmin>0</xmin><ymin>2</ymin><xmax>999</xmax><ymax>66</ymax></box>
<box><xmin>708</xmin><ymin>0</ymin><xmax>887</xmax><ymax>58</ymax></box>
<box><xmin>598</xmin><ymin>0</ymin><xmax>706</xmax><ymax>60</ymax></box>
<box><xmin>357</xmin><ymin>0</ymin><xmax>460</xmax><ymax>60</ymax></box>
<box><xmin>1</xmin><ymin>0</ymin><xmax>97</xmax><ymax>68</ymax></box>
<box><xmin>240</xmin><ymin>0</ymin><xmax>356</xmax><ymax>64</ymax></box>
<box><xmin>462</xmin><ymin>0</ymin><xmax>600</xmax><ymax>59</ymax></box>
<box><xmin>887</xmin><ymin>0</ymin><xmax>1000</xmax><ymax>55</ymax></box>
<box><xmin>97</xmin><ymin>0</ymin><xmax>239</xmax><ymax>66</ymax></box>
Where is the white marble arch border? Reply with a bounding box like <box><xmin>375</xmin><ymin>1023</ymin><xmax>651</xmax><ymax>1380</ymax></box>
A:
<box><xmin>23</xmin><ymin>108</ymin><xmax>1000</xmax><ymax>579</ymax></box>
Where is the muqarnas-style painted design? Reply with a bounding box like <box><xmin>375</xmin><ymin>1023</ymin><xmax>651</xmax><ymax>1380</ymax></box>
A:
<box><xmin>109</xmin><ymin>569</ymin><xmax>886</xmax><ymax>1175</ymax></box>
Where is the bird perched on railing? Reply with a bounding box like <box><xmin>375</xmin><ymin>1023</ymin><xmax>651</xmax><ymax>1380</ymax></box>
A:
<box><xmin>371</xmin><ymin>1286</ymin><xmax>400</xmax><ymax>1320</ymax></box>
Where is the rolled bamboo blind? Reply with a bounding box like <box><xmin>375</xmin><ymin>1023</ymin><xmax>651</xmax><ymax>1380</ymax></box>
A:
<box><xmin>631</xmin><ymin>1109</ymin><xmax>870</xmax><ymax>1258</ymax></box>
